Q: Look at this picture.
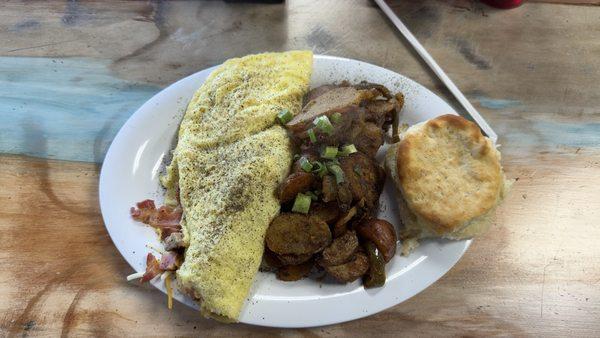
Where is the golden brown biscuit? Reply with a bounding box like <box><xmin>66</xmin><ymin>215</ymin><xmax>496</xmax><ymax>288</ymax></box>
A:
<box><xmin>385</xmin><ymin>114</ymin><xmax>508</xmax><ymax>245</ymax></box>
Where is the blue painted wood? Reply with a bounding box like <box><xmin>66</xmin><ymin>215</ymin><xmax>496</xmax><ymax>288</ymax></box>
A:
<box><xmin>1</xmin><ymin>56</ymin><xmax>597</xmax><ymax>164</ymax></box>
<box><xmin>473</xmin><ymin>96</ymin><xmax>521</xmax><ymax>110</ymax></box>
<box><xmin>528</xmin><ymin>120</ymin><xmax>600</xmax><ymax>148</ymax></box>
<box><xmin>0</xmin><ymin>56</ymin><xmax>161</xmax><ymax>163</ymax></box>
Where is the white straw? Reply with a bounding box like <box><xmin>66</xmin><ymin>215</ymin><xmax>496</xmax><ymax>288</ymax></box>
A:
<box><xmin>374</xmin><ymin>0</ymin><xmax>498</xmax><ymax>143</ymax></box>
<box><xmin>126</xmin><ymin>271</ymin><xmax>145</xmax><ymax>281</ymax></box>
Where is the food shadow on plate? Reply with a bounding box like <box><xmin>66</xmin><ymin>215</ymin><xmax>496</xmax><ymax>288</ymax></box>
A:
<box><xmin>299</xmin><ymin>264</ymin><xmax>385</xmax><ymax>296</ymax></box>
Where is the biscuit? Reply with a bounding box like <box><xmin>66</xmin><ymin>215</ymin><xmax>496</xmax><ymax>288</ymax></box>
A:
<box><xmin>385</xmin><ymin>115</ymin><xmax>507</xmax><ymax>242</ymax></box>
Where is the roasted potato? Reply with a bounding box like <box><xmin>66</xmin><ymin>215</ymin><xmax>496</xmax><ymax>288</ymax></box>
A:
<box><xmin>272</xmin><ymin>81</ymin><xmax>402</xmax><ymax>287</ymax></box>
<box><xmin>266</xmin><ymin>213</ymin><xmax>332</xmax><ymax>256</ymax></box>
<box><xmin>276</xmin><ymin>260</ymin><xmax>314</xmax><ymax>282</ymax></box>
<box><xmin>337</xmin><ymin>181</ymin><xmax>353</xmax><ymax>211</ymax></box>
<box><xmin>356</xmin><ymin>219</ymin><xmax>397</xmax><ymax>262</ymax></box>
<box><xmin>325</xmin><ymin>252</ymin><xmax>369</xmax><ymax>283</ymax></box>
<box><xmin>309</xmin><ymin>202</ymin><xmax>340</xmax><ymax>224</ymax></box>
<box><xmin>278</xmin><ymin>172</ymin><xmax>316</xmax><ymax>203</ymax></box>
<box><xmin>332</xmin><ymin>205</ymin><xmax>358</xmax><ymax>237</ymax></box>
<box><xmin>277</xmin><ymin>253</ymin><xmax>313</xmax><ymax>265</ymax></box>
<box><xmin>339</xmin><ymin>152</ymin><xmax>385</xmax><ymax>210</ymax></box>
<box><xmin>319</xmin><ymin>230</ymin><xmax>359</xmax><ymax>267</ymax></box>
<box><xmin>321</xmin><ymin>175</ymin><xmax>338</xmax><ymax>203</ymax></box>
<box><xmin>260</xmin><ymin>248</ymin><xmax>283</xmax><ymax>272</ymax></box>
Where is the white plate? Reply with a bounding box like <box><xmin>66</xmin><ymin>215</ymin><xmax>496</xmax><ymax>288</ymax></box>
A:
<box><xmin>99</xmin><ymin>55</ymin><xmax>471</xmax><ymax>328</ymax></box>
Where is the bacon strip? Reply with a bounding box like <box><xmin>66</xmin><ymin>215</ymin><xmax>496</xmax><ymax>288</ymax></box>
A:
<box><xmin>141</xmin><ymin>253</ymin><xmax>163</xmax><ymax>283</ymax></box>
<box><xmin>131</xmin><ymin>200</ymin><xmax>184</xmax><ymax>281</ymax></box>
<box><xmin>130</xmin><ymin>199</ymin><xmax>183</xmax><ymax>239</ymax></box>
<box><xmin>130</xmin><ymin>199</ymin><xmax>156</xmax><ymax>223</ymax></box>
<box><xmin>159</xmin><ymin>251</ymin><xmax>181</xmax><ymax>271</ymax></box>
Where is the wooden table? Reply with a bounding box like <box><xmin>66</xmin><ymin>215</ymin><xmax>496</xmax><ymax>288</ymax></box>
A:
<box><xmin>2</xmin><ymin>0</ymin><xmax>599</xmax><ymax>336</ymax></box>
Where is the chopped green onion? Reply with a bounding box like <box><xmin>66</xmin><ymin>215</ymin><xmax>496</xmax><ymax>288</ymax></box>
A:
<box><xmin>277</xmin><ymin>109</ymin><xmax>293</xmax><ymax>124</ymax></box>
<box><xmin>307</xmin><ymin>128</ymin><xmax>317</xmax><ymax>143</ymax></box>
<box><xmin>327</xmin><ymin>163</ymin><xmax>345</xmax><ymax>184</ymax></box>
<box><xmin>306</xmin><ymin>191</ymin><xmax>319</xmax><ymax>201</ymax></box>
<box><xmin>313</xmin><ymin>115</ymin><xmax>334</xmax><ymax>135</ymax></box>
<box><xmin>293</xmin><ymin>154</ymin><xmax>301</xmax><ymax>161</ymax></box>
<box><xmin>353</xmin><ymin>165</ymin><xmax>362</xmax><ymax>176</ymax></box>
<box><xmin>339</xmin><ymin>144</ymin><xmax>358</xmax><ymax>157</ymax></box>
<box><xmin>291</xmin><ymin>193</ymin><xmax>311</xmax><ymax>214</ymax></box>
<box><xmin>331</xmin><ymin>112</ymin><xmax>342</xmax><ymax>123</ymax></box>
<box><xmin>312</xmin><ymin>161</ymin><xmax>328</xmax><ymax>177</ymax></box>
<box><xmin>321</xmin><ymin>146</ymin><xmax>338</xmax><ymax>159</ymax></box>
<box><xmin>299</xmin><ymin>156</ymin><xmax>313</xmax><ymax>172</ymax></box>
<box><xmin>328</xmin><ymin>157</ymin><xmax>340</xmax><ymax>165</ymax></box>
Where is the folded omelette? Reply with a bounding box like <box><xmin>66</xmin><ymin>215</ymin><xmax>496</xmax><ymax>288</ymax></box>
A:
<box><xmin>160</xmin><ymin>51</ymin><xmax>313</xmax><ymax>321</ymax></box>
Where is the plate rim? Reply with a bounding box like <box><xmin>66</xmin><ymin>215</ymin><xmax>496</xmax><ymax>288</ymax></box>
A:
<box><xmin>99</xmin><ymin>54</ymin><xmax>473</xmax><ymax>328</ymax></box>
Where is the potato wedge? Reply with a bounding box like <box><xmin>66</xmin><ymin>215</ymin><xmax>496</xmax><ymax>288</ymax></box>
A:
<box><xmin>325</xmin><ymin>252</ymin><xmax>369</xmax><ymax>283</ymax></box>
<box><xmin>276</xmin><ymin>260</ymin><xmax>314</xmax><ymax>282</ymax></box>
<box><xmin>339</xmin><ymin>152</ymin><xmax>385</xmax><ymax>210</ymax></box>
<box><xmin>277</xmin><ymin>253</ymin><xmax>313</xmax><ymax>265</ymax></box>
<box><xmin>278</xmin><ymin>172</ymin><xmax>316</xmax><ymax>203</ymax></box>
<box><xmin>266</xmin><ymin>213</ymin><xmax>332</xmax><ymax>255</ymax></box>
<box><xmin>309</xmin><ymin>202</ymin><xmax>340</xmax><ymax>224</ymax></box>
<box><xmin>319</xmin><ymin>230</ymin><xmax>359</xmax><ymax>267</ymax></box>
<box><xmin>356</xmin><ymin>219</ymin><xmax>397</xmax><ymax>262</ymax></box>
<box><xmin>259</xmin><ymin>248</ymin><xmax>283</xmax><ymax>272</ymax></box>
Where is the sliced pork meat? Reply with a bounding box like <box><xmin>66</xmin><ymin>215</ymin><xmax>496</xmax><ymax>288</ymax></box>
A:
<box><xmin>353</xmin><ymin>82</ymin><xmax>392</xmax><ymax>99</ymax></box>
<box><xmin>303</xmin><ymin>84</ymin><xmax>340</xmax><ymax>104</ymax></box>
<box><xmin>351</xmin><ymin>122</ymin><xmax>385</xmax><ymax>158</ymax></box>
<box><xmin>304</xmin><ymin>81</ymin><xmax>392</xmax><ymax>104</ymax></box>
<box><xmin>292</xmin><ymin>105</ymin><xmax>384</xmax><ymax>158</ymax></box>
<box><xmin>364</xmin><ymin>99</ymin><xmax>396</xmax><ymax>125</ymax></box>
<box><xmin>287</xmin><ymin>86</ymin><xmax>378</xmax><ymax>132</ymax></box>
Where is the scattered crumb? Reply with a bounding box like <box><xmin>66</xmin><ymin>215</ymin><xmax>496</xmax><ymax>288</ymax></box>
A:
<box><xmin>401</xmin><ymin>238</ymin><xmax>419</xmax><ymax>256</ymax></box>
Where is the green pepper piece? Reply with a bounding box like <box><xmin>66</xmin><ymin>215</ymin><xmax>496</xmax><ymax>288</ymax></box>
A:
<box><xmin>363</xmin><ymin>241</ymin><xmax>386</xmax><ymax>288</ymax></box>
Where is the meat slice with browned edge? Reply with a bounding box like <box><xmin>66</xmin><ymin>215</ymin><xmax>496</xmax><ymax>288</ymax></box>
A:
<box><xmin>287</xmin><ymin>86</ymin><xmax>378</xmax><ymax>132</ymax></box>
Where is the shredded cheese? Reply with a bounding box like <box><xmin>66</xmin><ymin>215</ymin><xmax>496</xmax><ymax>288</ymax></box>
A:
<box><xmin>164</xmin><ymin>272</ymin><xmax>173</xmax><ymax>310</ymax></box>
<box><xmin>126</xmin><ymin>271</ymin><xmax>145</xmax><ymax>281</ymax></box>
<box><xmin>160</xmin><ymin>271</ymin><xmax>169</xmax><ymax>281</ymax></box>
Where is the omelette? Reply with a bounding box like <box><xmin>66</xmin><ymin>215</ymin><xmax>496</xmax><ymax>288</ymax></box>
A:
<box><xmin>160</xmin><ymin>51</ymin><xmax>313</xmax><ymax>321</ymax></box>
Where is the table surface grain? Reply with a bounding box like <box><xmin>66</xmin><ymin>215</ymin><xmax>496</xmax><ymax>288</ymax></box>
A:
<box><xmin>1</xmin><ymin>0</ymin><xmax>599</xmax><ymax>336</ymax></box>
